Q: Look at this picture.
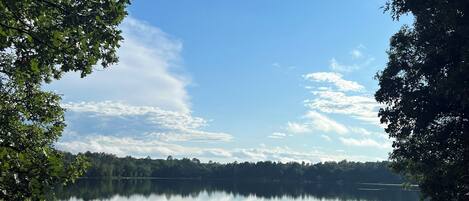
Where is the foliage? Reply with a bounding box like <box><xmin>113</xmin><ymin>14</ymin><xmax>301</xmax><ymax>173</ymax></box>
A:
<box><xmin>73</xmin><ymin>152</ymin><xmax>405</xmax><ymax>184</ymax></box>
<box><xmin>0</xmin><ymin>0</ymin><xmax>129</xmax><ymax>200</ymax></box>
<box><xmin>376</xmin><ymin>0</ymin><xmax>469</xmax><ymax>200</ymax></box>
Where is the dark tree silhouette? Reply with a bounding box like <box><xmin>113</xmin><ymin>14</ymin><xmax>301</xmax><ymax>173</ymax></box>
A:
<box><xmin>0</xmin><ymin>0</ymin><xmax>129</xmax><ymax>199</ymax></box>
<box><xmin>376</xmin><ymin>0</ymin><xmax>469</xmax><ymax>200</ymax></box>
<box><xmin>71</xmin><ymin>152</ymin><xmax>405</xmax><ymax>185</ymax></box>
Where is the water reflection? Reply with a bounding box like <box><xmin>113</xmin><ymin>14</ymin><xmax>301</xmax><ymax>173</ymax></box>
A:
<box><xmin>53</xmin><ymin>179</ymin><xmax>420</xmax><ymax>201</ymax></box>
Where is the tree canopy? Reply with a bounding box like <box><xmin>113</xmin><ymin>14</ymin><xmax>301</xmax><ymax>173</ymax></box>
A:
<box><xmin>0</xmin><ymin>0</ymin><xmax>129</xmax><ymax>200</ymax></box>
<box><xmin>66</xmin><ymin>152</ymin><xmax>405</xmax><ymax>185</ymax></box>
<box><xmin>376</xmin><ymin>0</ymin><xmax>469</xmax><ymax>200</ymax></box>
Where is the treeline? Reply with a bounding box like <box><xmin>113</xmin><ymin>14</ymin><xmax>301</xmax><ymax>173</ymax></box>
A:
<box><xmin>64</xmin><ymin>152</ymin><xmax>404</xmax><ymax>184</ymax></box>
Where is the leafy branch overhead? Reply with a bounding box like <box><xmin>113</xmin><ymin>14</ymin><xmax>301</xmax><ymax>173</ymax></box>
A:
<box><xmin>0</xmin><ymin>0</ymin><xmax>129</xmax><ymax>82</ymax></box>
<box><xmin>0</xmin><ymin>0</ymin><xmax>130</xmax><ymax>200</ymax></box>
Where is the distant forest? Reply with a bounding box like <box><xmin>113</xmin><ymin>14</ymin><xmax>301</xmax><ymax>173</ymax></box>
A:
<box><xmin>64</xmin><ymin>152</ymin><xmax>405</xmax><ymax>184</ymax></box>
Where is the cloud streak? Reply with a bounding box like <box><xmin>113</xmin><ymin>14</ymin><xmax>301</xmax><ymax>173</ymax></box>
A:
<box><xmin>350</xmin><ymin>49</ymin><xmax>363</xmax><ymax>59</ymax></box>
<box><xmin>286</xmin><ymin>122</ymin><xmax>311</xmax><ymax>134</ymax></box>
<box><xmin>63</xmin><ymin>101</ymin><xmax>233</xmax><ymax>142</ymax></box>
<box><xmin>339</xmin><ymin>137</ymin><xmax>391</xmax><ymax>149</ymax></box>
<box><xmin>303</xmin><ymin>72</ymin><xmax>364</xmax><ymax>92</ymax></box>
<box><xmin>329</xmin><ymin>58</ymin><xmax>360</xmax><ymax>72</ymax></box>
<box><xmin>57</xmin><ymin>135</ymin><xmax>384</xmax><ymax>163</ymax></box>
<box><xmin>329</xmin><ymin>46</ymin><xmax>375</xmax><ymax>72</ymax></box>
<box><xmin>268</xmin><ymin>132</ymin><xmax>288</xmax><ymax>139</ymax></box>
<box><xmin>305</xmin><ymin>91</ymin><xmax>380</xmax><ymax>125</ymax></box>
<box><xmin>304</xmin><ymin>111</ymin><xmax>348</xmax><ymax>134</ymax></box>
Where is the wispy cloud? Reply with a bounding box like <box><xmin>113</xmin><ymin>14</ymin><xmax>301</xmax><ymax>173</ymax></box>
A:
<box><xmin>148</xmin><ymin>130</ymin><xmax>233</xmax><ymax>142</ymax></box>
<box><xmin>268</xmin><ymin>132</ymin><xmax>288</xmax><ymax>139</ymax></box>
<box><xmin>56</xmin><ymin>136</ymin><xmax>232</xmax><ymax>160</ymax></box>
<box><xmin>272</xmin><ymin>62</ymin><xmax>296</xmax><ymax>70</ymax></box>
<box><xmin>339</xmin><ymin>137</ymin><xmax>391</xmax><ymax>149</ymax></box>
<box><xmin>304</xmin><ymin>91</ymin><xmax>380</xmax><ymax>125</ymax></box>
<box><xmin>329</xmin><ymin>45</ymin><xmax>375</xmax><ymax>72</ymax></box>
<box><xmin>350</xmin><ymin>49</ymin><xmax>363</xmax><ymax>59</ymax></box>
<box><xmin>284</xmin><ymin>111</ymin><xmax>348</xmax><ymax>136</ymax></box>
<box><xmin>63</xmin><ymin>101</ymin><xmax>233</xmax><ymax>143</ymax></box>
<box><xmin>283</xmin><ymin>46</ymin><xmax>385</xmax><ymax>148</ymax></box>
<box><xmin>303</xmin><ymin>72</ymin><xmax>364</xmax><ymax>92</ymax></box>
<box><xmin>304</xmin><ymin>111</ymin><xmax>348</xmax><ymax>134</ymax></box>
<box><xmin>320</xmin><ymin>134</ymin><xmax>332</xmax><ymax>142</ymax></box>
<box><xmin>63</xmin><ymin>101</ymin><xmax>206</xmax><ymax>130</ymax></box>
<box><xmin>57</xmin><ymin>135</ymin><xmax>384</xmax><ymax>163</ymax></box>
<box><xmin>350</xmin><ymin>44</ymin><xmax>367</xmax><ymax>59</ymax></box>
<box><xmin>231</xmin><ymin>146</ymin><xmax>385</xmax><ymax>163</ymax></box>
<box><xmin>329</xmin><ymin>58</ymin><xmax>360</xmax><ymax>72</ymax></box>
<box><xmin>286</xmin><ymin>122</ymin><xmax>311</xmax><ymax>134</ymax></box>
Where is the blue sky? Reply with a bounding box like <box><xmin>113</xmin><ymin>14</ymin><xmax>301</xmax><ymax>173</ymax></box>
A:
<box><xmin>47</xmin><ymin>0</ymin><xmax>411</xmax><ymax>163</ymax></box>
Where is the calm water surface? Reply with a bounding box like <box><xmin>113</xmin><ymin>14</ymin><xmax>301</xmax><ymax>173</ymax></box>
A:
<box><xmin>53</xmin><ymin>179</ymin><xmax>420</xmax><ymax>201</ymax></box>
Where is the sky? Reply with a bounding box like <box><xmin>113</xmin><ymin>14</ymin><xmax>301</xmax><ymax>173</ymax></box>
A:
<box><xmin>46</xmin><ymin>0</ymin><xmax>412</xmax><ymax>163</ymax></box>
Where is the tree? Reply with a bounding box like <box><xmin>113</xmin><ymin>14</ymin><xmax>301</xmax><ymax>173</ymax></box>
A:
<box><xmin>0</xmin><ymin>0</ymin><xmax>129</xmax><ymax>199</ymax></box>
<box><xmin>375</xmin><ymin>0</ymin><xmax>469</xmax><ymax>200</ymax></box>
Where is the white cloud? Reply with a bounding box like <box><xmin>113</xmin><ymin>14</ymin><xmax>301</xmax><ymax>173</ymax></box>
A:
<box><xmin>304</xmin><ymin>111</ymin><xmax>348</xmax><ymax>134</ymax></box>
<box><xmin>56</xmin><ymin>135</ymin><xmax>232</xmax><ymax>160</ymax></box>
<box><xmin>63</xmin><ymin>101</ymin><xmax>206</xmax><ymax>130</ymax></box>
<box><xmin>231</xmin><ymin>146</ymin><xmax>383</xmax><ymax>163</ymax></box>
<box><xmin>284</xmin><ymin>111</ymin><xmax>348</xmax><ymax>135</ymax></box>
<box><xmin>303</xmin><ymin>72</ymin><xmax>364</xmax><ymax>92</ymax></box>
<box><xmin>63</xmin><ymin>101</ymin><xmax>233</xmax><ymax>142</ymax></box>
<box><xmin>275</xmin><ymin>45</ymin><xmax>390</xmax><ymax>161</ymax></box>
<box><xmin>57</xmin><ymin>135</ymin><xmax>383</xmax><ymax>163</ymax></box>
<box><xmin>46</xmin><ymin>17</ymin><xmax>190</xmax><ymax>113</ymax></box>
<box><xmin>329</xmin><ymin>45</ymin><xmax>375</xmax><ymax>72</ymax></box>
<box><xmin>320</xmin><ymin>134</ymin><xmax>332</xmax><ymax>142</ymax></box>
<box><xmin>268</xmin><ymin>132</ymin><xmax>287</xmax><ymax>139</ymax></box>
<box><xmin>329</xmin><ymin>58</ymin><xmax>360</xmax><ymax>72</ymax></box>
<box><xmin>339</xmin><ymin>137</ymin><xmax>391</xmax><ymax>149</ymax></box>
<box><xmin>148</xmin><ymin>130</ymin><xmax>233</xmax><ymax>142</ymax></box>
<box><xmin>305</xmin><ymin>90</ymin><xmax>380</xmax><ymax>125</ymax></box>
<box><xmin>350</xmin><ymin>49</ymin><xmax>363</xmax><ymax>59</ymax></box>
<box><xmin>44</xmin><ymin>17</ymin><xmax>234</xmax><ymax>152</ymax></box>
<box><xmin>286</xmin><ymin>122</ymin><xmax>311</xmax><ymax>134</ymax></box>
<box><xmin>272</xmin><ymin>62</ymin><xmax>296</xmax><ymax>70</ymax></box>
<box><xmin>272</xmin><ymin>62</ymin><xmax>281</xmax><ymax>68</ymax></box>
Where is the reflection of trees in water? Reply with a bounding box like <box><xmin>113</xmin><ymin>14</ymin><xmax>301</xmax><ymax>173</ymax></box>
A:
<box><xmin>51</xmin><ymin>179</ymin><xmax>420</xmax><ymax>201</ymax></box>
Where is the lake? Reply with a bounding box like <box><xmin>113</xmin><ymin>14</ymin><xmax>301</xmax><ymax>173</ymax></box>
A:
<box><xmin>52</xmin><ymin>179</ymin><xmax>421</xmax><ymax>201</ymax></box>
